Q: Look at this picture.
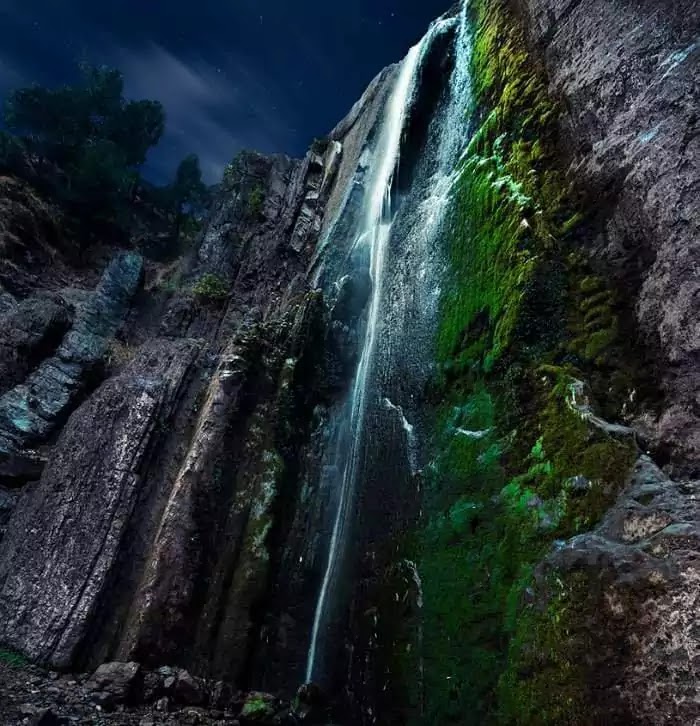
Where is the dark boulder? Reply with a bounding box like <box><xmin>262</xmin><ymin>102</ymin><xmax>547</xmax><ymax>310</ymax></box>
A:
<box><xmin>0</xmin><ymin>294</ymin><xmax>73</xmax><ymax>395</ymax></box>
<box><xmin>173</xmin><ymin>669</ymin><xmax>207</xmax><ymax>706</ymax></box>
<box><xmin>84</xmin><ymin>661</ymin><xmax>143</xmax><ymax>706</ymax></box>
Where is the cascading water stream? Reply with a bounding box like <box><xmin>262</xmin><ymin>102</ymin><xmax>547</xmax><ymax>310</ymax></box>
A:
<box><xmin>305</xmin><ymin>1</ymin><xmax>473</xmax><ymax>685</ymax></box>
<box><xmin>305</xmin><ymin>37</ymin><xmax>425</xmax><ymax>685</ymax></box>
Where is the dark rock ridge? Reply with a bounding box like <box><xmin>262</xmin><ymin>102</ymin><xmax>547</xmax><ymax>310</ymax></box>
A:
<box><xmin>0</xmin><ymin>252</ymin><xmax>143</xmax><ymax>456</ymax></box>
<box><xmin>0</xmin><ymin>338</ymin><xmax>201</xmax><ymax>667</ymax></box>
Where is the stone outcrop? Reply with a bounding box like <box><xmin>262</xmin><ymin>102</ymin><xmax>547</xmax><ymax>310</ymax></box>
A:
<box><xmin>0</xmin><ymin>175</ymin><xmax>73</xmax><ymax>298</ymax></box>
<box><xmin>540</xmin><ymin>456</ymin><xmax>700</xmax><ymax>723</ymax></box>
<box><xmin>0</xmin><ymin>252</ymin><xmax>143</xmax><ymax>455</ymax></box>
<box><xmin>0</xmin><ymin>338</ymin><xmax>201</xmax><ymax>667</ymax></box>
<box><xmin>0</xmin><ymin>294</ymin><xmax>73</xmax><ymax>395</ymax></box>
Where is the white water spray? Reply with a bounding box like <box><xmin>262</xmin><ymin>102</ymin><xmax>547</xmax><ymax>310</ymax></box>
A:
<box><xmin>305</xmin><ymin>31</ymin><xmax>429</xmax><ymax>685</ymax></box>
<box><xmin>305</xmin><ymin>3</ymin><xmax>474</xmax><ymax>684</ymax></box>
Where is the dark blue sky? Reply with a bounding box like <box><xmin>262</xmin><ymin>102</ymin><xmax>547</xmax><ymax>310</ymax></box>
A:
<box><xmin>0</xmin><ymin>0</ymin><xmax>451</xmax><ymax>182</ymax></box>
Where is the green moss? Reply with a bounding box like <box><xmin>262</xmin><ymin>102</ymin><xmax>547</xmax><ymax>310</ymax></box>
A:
<box><xmin>0</xmin><ymin>648</ymin><xmax>28</xmax><ymax>668</ymax></box>
<box><xmin>192</xmin><ymin>272</ymin><xmax>229</xmax><ymax>301</ymax></box>
<box><xmin>498</xmin><ymin>572</ymin><xmax>592</xmax><ymax>724</ymax></box>
<box><xmin>407</xmin><ymin>0</ymin><xmax>643</xmax><ymax>723</ymax></box>
<box><xmin>241</xmin><ymin>693</ymin><xmax>276</xmax><ymax>719</ymax></box>
<box><xmin>436</xmin><ymin>0</ymin><xmax>572</xmax><ymax>373</ymax></box>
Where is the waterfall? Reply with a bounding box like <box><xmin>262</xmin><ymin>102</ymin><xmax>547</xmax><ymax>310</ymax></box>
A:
<box><xmin>305</xmin><ymin>38</ymin><xmax>423</xmax><ymax>684</ymax></box>
<box><xmin>305</xmin><ymin>2</ymin><xmax>473</xmax><ymax>685</ymax></box>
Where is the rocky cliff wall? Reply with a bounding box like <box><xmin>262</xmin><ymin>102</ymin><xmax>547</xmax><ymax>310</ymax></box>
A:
<box><xmin>0</xmin><ymin>2</ymin><xmax>697</xmax><ymax>725</ymax></box>
<box><xmin>402</xmin><ymin>0</ymin><xmax>700</xmax><ymax>724</ymax></box>
<box><xmin>0</xmin><ymin>60</ymin><xmax>398</xmax><ymax>698</ymax></box>
<box><xmin>514</xmin><ymin>0</ymin><xmax>700</xmax><ymax>721</ymax></box>
<box><xmin>520</xmin><ymin>0</ymin><xmax>700</xmax><ymax>477</ymax></box>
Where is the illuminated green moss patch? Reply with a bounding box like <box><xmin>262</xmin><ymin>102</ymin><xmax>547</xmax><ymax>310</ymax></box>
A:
<box><xmin>410</xmin><ymin>0</ymin><xmax>645</xmax><ymax>723</ymax></box>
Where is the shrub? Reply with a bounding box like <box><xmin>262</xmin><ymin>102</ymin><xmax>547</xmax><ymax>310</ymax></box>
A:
<box><xmin>192</xmin><ymin>273</ymin><xmax>229</xmax><ymax>301</ymax></box>
<box><xmin>311</xmin><ymin>136</ymin><xmax>331</xmax><ymax>154</ymax></box>
<box><xmin>246</xmin><ymin>185</ymin><xmax>265</xmax><ymax>218</ymax></box>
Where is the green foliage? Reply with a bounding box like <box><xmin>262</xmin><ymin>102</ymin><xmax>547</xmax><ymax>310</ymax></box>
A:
<box><xmin>246</xmin><ymin>184</ymin><xmax>265</xmax><ymax>218</ymax></box>
<box><xmin>155</xmin><ymin>153</ymin><xmax>210</xmax><ymax>247</ymax></box>
<box><xmin>2</xmin><ymin>62</ymin><xmax>165</xmax><ymax>230</ymax></box>
<box><xmin>192</xmin><ymin>273</ymin><xmax>229</xmax><ymax>301</ymax></box>
<box><xmin>0</xmin><ymin>130</ymin><xmax>26</xmax><ymax>171</ymax></box>
<box><xmin>241</xmin><ymin>695</ymin><xmax>275</xmax><ymax>719</ymax></box>
<box><xmin>4</xmin><ymin>63</ymin><xmax>164</xmax><ymax>167</ymax></box>
<box><xmin>498</xmin><ymin>572</ymin><xmax>591</xmax><ymax>724</ymax></box>
<box><xmin>311</xmin><ymin>136</ymin><xmax>331</xmax><ymax>154</ymax></box>
<box><xmin>0</xmin><ymin>648</ymin><xmax>28</xmax><ymax>668</ymax></box>
<box><xmin>221</xmin><ymin>151</ymin><xmax>266</xmax><ymax>220</ymax></box>
<box><xmin>170</xmin><ymin>153</ymin><xmax>208</xmax><ymax>215</ymax></box>
<box><xmin>407</xmin><ymin>0</ymin><xmax>645</xmax><ymax>723</ymax></box>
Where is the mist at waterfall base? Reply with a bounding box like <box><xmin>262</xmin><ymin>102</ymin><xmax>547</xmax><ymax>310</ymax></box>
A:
<box><xmin>295</xmin><ymin>2</ymin><xmax>474</xmax><ymax>707</ymax></box>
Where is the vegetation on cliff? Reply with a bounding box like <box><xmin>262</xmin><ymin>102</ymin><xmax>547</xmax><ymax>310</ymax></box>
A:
<box><xmin>0</xmin><ymin>63</ymin><xmax>208</xmax><ymax>248</ymax></box>
<box><xmin>404</xmin><ymin>1</ymin><xmax>650</xmax><ymax>723</ymax></box>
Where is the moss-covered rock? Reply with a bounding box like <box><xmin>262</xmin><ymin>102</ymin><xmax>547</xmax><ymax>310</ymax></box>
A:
<box><xmin>408</xmin><ymin>0</ymin><xmax>652</xmax><ymax>723</ymax></box>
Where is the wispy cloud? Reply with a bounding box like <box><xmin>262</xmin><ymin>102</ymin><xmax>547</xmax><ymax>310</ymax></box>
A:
<box><xmin>116</xmin><ymin>44</ymin><xmax>297</xmax><ymax>183</ymax></box>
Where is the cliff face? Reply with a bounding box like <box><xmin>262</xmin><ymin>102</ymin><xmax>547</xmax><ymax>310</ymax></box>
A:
<box><xmin>0</xmin><ymin>60</ymin><xmax>400</xmax><ymax>699</ymax></box>
<box><xmin>0</xmin><ymin>1</ymin><xmax>698</xmax><ymax>725</ymax></box>
<box><xmin>410</xmin><ymin>0</ymin><xmax>699</xmax><ymax>723</ymax></box>
<box><xmin>515</xmin><ymin>0</ymin><xmax>700</xmax><ymax>721</ymax></box>
<box><xmin>521</xmin><ymin>0</ymin><xmax>700</xmax><ymax>476</ymax></box>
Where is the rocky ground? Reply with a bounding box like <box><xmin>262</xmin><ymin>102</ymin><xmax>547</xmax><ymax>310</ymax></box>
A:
<box><xmin>0</xmin><ymin>660</ymin><xmax>333</xmax><ymax>726</ymax></box>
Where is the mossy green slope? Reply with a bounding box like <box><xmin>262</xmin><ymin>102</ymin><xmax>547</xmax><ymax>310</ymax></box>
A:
<box><xmin>408</xmin><ymin>1</ymin><xmax>647</xmax><ymax>723</ymax></box>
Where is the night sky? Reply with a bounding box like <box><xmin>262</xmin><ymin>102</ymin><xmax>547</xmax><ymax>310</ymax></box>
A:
<box><xmin>0</xmin><ymin>0</ymin><xmax>451</xmax><ymax>183</ymax></box>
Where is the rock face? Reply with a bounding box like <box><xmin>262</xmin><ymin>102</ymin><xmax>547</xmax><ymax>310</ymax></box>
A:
<box><xmin>539</xmin><ymin>456</ymin><xmax>700</xmax><ymax>723</ymax></box>
<box><xmin>0</xmin><ymin>2</ymin><xmax>696</xmax><ymax>724</ymax></box>
<box><xmin>0</xmin><ymin>252</ymin><xmax>144</xmax><ymax>455</ymax></box>
<box><xmin>0</xmin><ymin>175</ymin><xmax>74</xmax><ymax>297</ymax></box>
<box><xmin>0</xmin><ymin>294</ymin><xmax>72</xmax><ymax>394</ymax></box>
<box><xmin>0</xmin><ymin>53</ymin><xmax>396</xmax><ymax>693</ymax></box>
<box><xmin>519</xmin><ymin>0</ymin><xmax>700</xmax><ymax>475</ymax></box>
<box><xmin>506</xmin><ymin>0</ymin><xmax>700</xmax><ymax>720</ymax></box>
<box><xmin>0</xmin><ymin>338</ymin><xmax>201</xmax><ymax>667</ymax></box>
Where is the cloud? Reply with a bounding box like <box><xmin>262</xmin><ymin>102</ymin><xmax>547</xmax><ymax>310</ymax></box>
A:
<box><xmin>116</xmin><ymin>44</ymin><xmax>298</xmax><ymax>184</ymax></box>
